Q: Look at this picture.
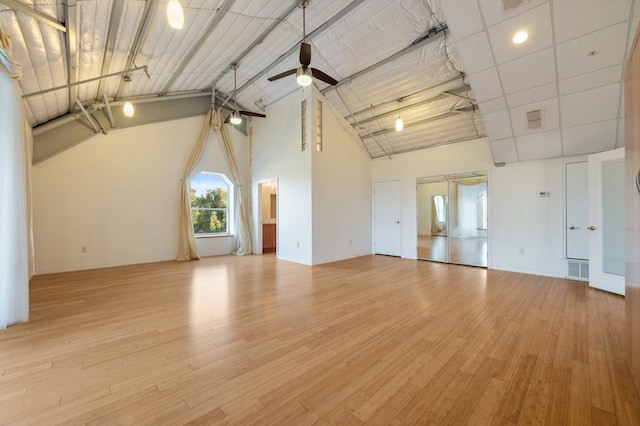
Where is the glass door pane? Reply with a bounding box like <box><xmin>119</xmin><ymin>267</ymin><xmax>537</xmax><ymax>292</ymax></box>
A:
<box><xmin>448</xmin><ymin>172</ymin><xmax>488</xmax><ymax>267</ymax></box>
<box><xmin>602</xmin><ymin>160</ymin><xmax>625</xmax><ymax>276</ymax></box>
<box><xmin>417</xmin><ymin>176</ymin><xmax>448</xmax><ymax>262</ymax></box>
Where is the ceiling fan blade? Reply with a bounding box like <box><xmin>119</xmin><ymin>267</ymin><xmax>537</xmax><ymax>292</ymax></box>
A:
<box><xmin>311</xmin><ymin>68</ymin><xmax>339</xmax><ymax>86</ymax></box>
<box><xmin>300</xmin><ymin>42</ymin><xmax>312</xmax><ymax>66</ymax></box>
<box><xmin>267</xmin><ymin>68</ymin><xmax>297</xmax><ymax>81</ymax></box>
<box><xmin>239</xmin><ymin>110</ymin><xmax>266</xmax><ymax>118</ymax></box>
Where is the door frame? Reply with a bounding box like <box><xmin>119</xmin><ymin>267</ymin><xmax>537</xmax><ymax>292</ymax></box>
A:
<box><xmin>373</xmin><ymin>180</ymin><xmax>402</xmax><ymax>257</ymax></box>
<box><xmin>257</xmin><ymin>179</ymin><xmax>278</xmax><ymax>255</ymax></box>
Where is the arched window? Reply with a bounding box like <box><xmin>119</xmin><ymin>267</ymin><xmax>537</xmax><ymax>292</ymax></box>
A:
<box><xmin>190</xmin><ymin>172</ymin><xmax>233</xmax><ymax>235</ymax></box>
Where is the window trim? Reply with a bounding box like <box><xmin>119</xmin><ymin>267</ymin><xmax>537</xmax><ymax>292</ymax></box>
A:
<box><xmin>190</xmin><ymin>171</ymin><xmax>234</xmax><ymax>236</ymax></box>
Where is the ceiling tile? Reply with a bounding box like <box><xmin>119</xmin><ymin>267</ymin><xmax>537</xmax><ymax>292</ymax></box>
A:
<box><xmin>499</xmin><ymin>48</ymin><xmax>555</xmax><ymax>94</ymax></box>
<box><xmin>487</xmin><ymin>4</ymin><xmax>553</xmax><ymax>64</ymax></box>
<box><xmin>468</xmin><ymin>67</ymin><xmax>503</xmax><ymax>102</ymax></box>
<box><xmin>515</xmin><ymin>130</ymin><xmax>562</xmax><ymax>161</ymax></box>
<box><xmin>456</xmin><ymin>32</ymin><xmax>494</xmax><ymax>74</ymax></box>
<box><xmin>560</xmin><ymin>83</ymin><xmax>620</xmax><ymax>127</ymax></box>
<box><xmin>478</xmin><ymin>0</ymin><xmax>546</xmax><ymax>27</ymax></box>
<box><xmin>556</xmin><ymin>23</ymin><xmax>628</xmax><ymax>80</ymax></box>
<box><xmin>507</xmin><ymin>83</ymin><xmax>557</xmax><ymax>108</ymax></box>
<box><xmin>510</xmin><ymin>97</ymin><xmax>559</xmax><ymax>136</ymax></box>
<box><xmin>562</xmin><ymin>120</ymin><xmax>617</xmax><ymax>155</ymax></box>
<box><xmin>483</xmin><ymin>110</ymin><xmax>513</xmax><ymax>140</ymax></box>
<box><xmin>440</xmin><ymin>0</ymin><xmax>484</xmax><ymax>41</ymax></box>
<box><xmin>558</xmin><ymin>66</ymin><xmax>622</xmax><ymax>96</ymax></box>
<box><xmin>479</xmin><ymin>97</ymin><xmax>507</xmax><ymax>114</ymax></box>
<box><xmin>553</xmin><ymin>0</ymin><xmax>632</xmax><ymax>43</ymax></box>
<box><xmin>490</xmin><ymin>138</ymin><xmax>519</xmax><ymax>163</ymax></box>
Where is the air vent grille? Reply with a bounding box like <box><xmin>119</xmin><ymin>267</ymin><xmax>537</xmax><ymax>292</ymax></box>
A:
<box><xmin>526</xmin><ymin>109</ymin><xmax>543</xmax><ymax>130</ymax></box>
<box><xmin>567</xmin><ymin>260</ymin><xmax>589</xmax><ymax>281</ymax></box>
<box><xmin>503</xmin><ymin>0</ymin><xmax>525</xmax><ymax>10</ymax></box>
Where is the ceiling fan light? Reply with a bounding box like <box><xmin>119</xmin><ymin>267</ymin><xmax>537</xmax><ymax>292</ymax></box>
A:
<box><xmin>395</xmin><ymin>117</ymin><xmax>403</xmax><ymax>132</ymax></box>
<box><xmin>296</xmin><ymin>66</ymin><xmax>313</xmax><ymax>87</ymax></box>
<box><xmin>167</xmin><ymin>0</ymin><xmax>184</xmax><ymax>29</ymax></box>
<box><xmin>230</xmin><ymin>111</ymin><xmax>242</xmax><ymax>125</ymax></box>
<box><xmin>123</xmin><ymin>101</ymin><xmax>134</xmax><ymax>117</ymax></box>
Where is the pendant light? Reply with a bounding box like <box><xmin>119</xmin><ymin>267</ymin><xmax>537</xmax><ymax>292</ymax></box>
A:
<box><xmin>229</xmin><ymin>64</ymin><xmax>242</xmax><ymax>125</ymax></box>
<box><xmin>123</xmin><ymin>75</ymin><xmax>134</xmax><ymax>118</ymax></box>
<box><xmin>395</xmin><ymin>117</ymin><xmax>403</xmax><ymax>132</ymax></box>
<box><xmin>296</xmin><ymin>1</ymin><xmax>312</xmax><ymax>87</ymax></box>
<box><xmin>167</xmin><ymin>0</ymin><xmax>184</xmax><ymax>30</ymax></box>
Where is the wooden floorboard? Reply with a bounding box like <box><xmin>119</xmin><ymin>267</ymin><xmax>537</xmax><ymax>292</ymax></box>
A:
<box><xmin>0</xmin><ymin>254</ymin><xmax>638</xmax><ymax>425</ymax></box>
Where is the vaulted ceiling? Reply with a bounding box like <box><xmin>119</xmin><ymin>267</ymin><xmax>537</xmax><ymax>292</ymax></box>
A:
<box><xmin>0</xmin><ymin>0</ymin><xmax>636</xmax><ymax>164</ymax></box>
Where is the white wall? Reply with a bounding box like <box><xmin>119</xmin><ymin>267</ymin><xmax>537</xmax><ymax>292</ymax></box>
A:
<box><xmin>372</xmin><ymin>138</ymin><xmax>568</xmax><ymax>278</ymax></box>
<box><xmin>251</xmin><ymin>89</ymin><xmax>313</xmax><ymax>264</ymax></box>
<box><xmin>32</xmin><ymin>115</ymin><xmax>248</xmax><ymax>274</ymax></box>
<box><xmin>310</xmin><ymin>89</ymin><xmax>372</xmax><ymax>265</ymax></box>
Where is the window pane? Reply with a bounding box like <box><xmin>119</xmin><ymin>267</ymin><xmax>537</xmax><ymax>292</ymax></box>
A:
<box><xmin>190</xmin><ymin>174</ymin><xmax>228</xmax><ymax>208</ymax></box>
<box><xmin>191</xmin><ymin>209</ymin><xmax>227</xmax><ymax>234</ymax></box>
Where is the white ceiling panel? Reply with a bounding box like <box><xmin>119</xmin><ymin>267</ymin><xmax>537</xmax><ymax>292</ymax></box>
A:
<box><xmin>487</xmin><ymin>3</ymin><xmax>552</xmax><ymax>64</ymax></box>
<box><xmin>558</xmin><ymin>65</ymin><xmax>622</xmax><ymax>96</ymax></box>
<box><xmin>515</xmin><ymin>130</ymin><xmax>562</xmax><ymax>161</ymax></box>
<box><xmin>560</xmin><ymin>83</ymin><xmax>620</xmax><ymax>128</ymax></box>
<box><xmin>553</xmin><ymin>0</ymin><xmax>632</xmax><ymax>43</ymax></box>
<box><xmin>498</xmin><ymin>47</ymin><xmax>555</xmax><ymax>94</ymax></box>
<box><xmin>477</xmin><ymin>0</ymin><xmax>546</xmax><ymax>28</ymax></box>
<box><xmin>478</xmin><ymin>97</ymin><xmax>507</xmax><ymax>114</ymax></box>
<box><xmin>490</xmin><ymin>138</ymin><xmax>519</xmax><ymax>163</ymax></box>
<box><xmin>506</xmin><ymin>83</ymin><xmax>556</xmax><ymax>108</ymax></box>
<box><xmin>556</xmin><ymin>23</ymin><xmax>628</xmax><ymax>80</ymax></box>
<box><xmin>510</xmin><ymin>97</ymin><xmax>559</xmax><ymax>136</ymax></box>
<box><xmin>468</xmin><ymin>67</ymin><xmax>503</xmax><ymax>102</ymax></box>
<box><xmin>455</xmin><ymin>31</ymin><xmax>494</xmax><ymax>74</ymax></box>
<box><xmin>562</xmin><ymin>120</ymin><xmax>617</xmax><ymax>156</ymax></box>
<box><xmin>439</xmin><ymin>0</ymin><xmax>484</xmax><ymax>41</ymax></box>
<box><xmin>482</xmin><ymin>110</ymin><xmax>512</xmax><ymax>140</ymax></box>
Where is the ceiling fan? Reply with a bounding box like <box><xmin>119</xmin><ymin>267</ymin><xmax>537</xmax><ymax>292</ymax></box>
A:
<box><xmin>226</xmin><ymin>64</ymin><xmax>266</xmax><ymax>125</ymax></box>
<box><xmin>267</xmin><ymin>1</ymin><xmax>339</xmax><ymax>87</ymax></box>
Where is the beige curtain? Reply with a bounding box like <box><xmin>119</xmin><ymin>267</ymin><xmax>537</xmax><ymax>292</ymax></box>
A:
<box><xmin>177</xmin><ymin>109</ymin><xmax>253</xmax><ymax>261</ymax></box>
<box><xmin>0</xmin><ymin>25</ymin><xmax>31</xmax><ymax>329</ymax></box>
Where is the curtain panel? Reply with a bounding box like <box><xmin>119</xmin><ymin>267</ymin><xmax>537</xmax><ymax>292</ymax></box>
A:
<box><xmin>177</xmin><ymin>109</ymin><xmax>253</xmax><ymax>261</ymax></box>
<box><xmin>0</xmin><ymin>26</ymin><xmax>31</xmax><ymax>330</ymax></box>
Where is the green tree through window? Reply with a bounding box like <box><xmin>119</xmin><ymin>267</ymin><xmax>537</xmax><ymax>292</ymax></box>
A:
<box><xmin>190</xmin><ymin>173</ymin><xmax>231</xmax><ymax>234</ymax></box>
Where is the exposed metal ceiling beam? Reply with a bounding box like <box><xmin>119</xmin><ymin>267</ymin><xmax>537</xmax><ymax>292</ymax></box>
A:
<box><xmin>102</xmin><ymin>94</ymin><xmax>114</xmax><ymax>127</ymax></box>
<box><xmin>349</xmin><ymin>85</ymin><xmax>472</xmax><ymax>126</ymax></box>
<box><xmin>0</xmin><ymin>0</ymin><xmax>66</xmax><ymax>32</ymax></box>
<box><xmin>360</xmin><ymin>106</ymin><xmax>474</xmax><ymax>138</ymax></box>
<box><xmin>347</xmin><ymin>76</ymin><xmax>465</xmax><ymax>118</ymax></box>
<box><xmin>161</xmin><ymin>0</ymin><xmax>235</xmax><ymax>94</ymax></box>
<box><xmin>321</xmin><ymin>24</ymin><xmax>447</xmax><ymax>94</ymax></box>
<box><xmin>75</xmin><ymin>99</ymin><xmax>100</xmax><ymax>133</ymax></box>
<box><xmin>96</xmin><ymin>0</ymin><xmax>126</xmax><ymax>96</ymax></box>
<box><xmin>65</xmin><ymin>0</ymin><xmax>78</xmax><ymax>108</ymax></box>
<box><xmin>236</xmin><ymin>0</ymin><xmax>368</xmax><ymax>94</ymax></box>
<box><xmin>114</xmin><ymin>0</ymin><xmax>158</xmax><ymax>99</ymax></box>
<box><xmin>207</xmin><ymin>0</ymin><xmax>300</xmax><ymax>95</ymax></box>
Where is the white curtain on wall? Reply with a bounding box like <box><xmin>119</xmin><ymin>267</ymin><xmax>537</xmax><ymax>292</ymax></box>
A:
<box><xmin>457</xmin><ymin>184</ymin><xmax>479</xmax><ymax>237</ymax></box>
<box><xmin>0</xmin><ymin>26</ymin><xmax>32</xmax><ymax>330</ymax></box>
<box><xmin>177</xmin><ymin>109</ymin><xmax>253</xmax><ymax>261</ymax></box>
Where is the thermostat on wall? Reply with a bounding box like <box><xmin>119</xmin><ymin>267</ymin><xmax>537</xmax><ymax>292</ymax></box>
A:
<box><xmin>538</xmin><ymin>191</ymin><xmax>550</xmax><ymax>197</ymax></box>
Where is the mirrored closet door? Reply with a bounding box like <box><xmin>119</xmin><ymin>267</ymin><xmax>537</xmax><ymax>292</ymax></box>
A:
<box><xmin>416</xmin><ymin>171</ymin><xmax>488</xmax><ymax>267</ymax></box>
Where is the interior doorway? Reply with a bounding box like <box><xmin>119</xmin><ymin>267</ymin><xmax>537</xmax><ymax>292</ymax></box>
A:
<box><xmin>416</xmin><ymin>171</ymin><xmax>488</xmax><ymax>267</ymax></box>
<box><xmin>259</xmin><ymin>181</ymin><xmax>277</xmax><ymax>254</ymax></box>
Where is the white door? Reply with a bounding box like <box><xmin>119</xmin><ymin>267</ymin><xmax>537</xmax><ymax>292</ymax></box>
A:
<box><xmin>374</xmin><ymin>181</ymin><xmax>401</xmax><ymax>256</ymax></box>
<box><xmin>588</xmin><ymin>148</ymin><xmax>625</xmax><ymax>295</ymax></box>
<box><xmin>566</xmin><ymin>162</ymin><xmax>589</xmax><ymax>259</ymax></box>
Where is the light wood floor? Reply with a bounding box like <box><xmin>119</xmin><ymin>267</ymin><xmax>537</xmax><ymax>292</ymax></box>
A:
<box><xmin>417</xmin><ymin>235</ymin><xmax>488</xmax><ymax>267</ymax></box>
<box><xmin>1</xmin><ymin>254</ymin><xmax>638</xmax><ymax>425</ymax></box>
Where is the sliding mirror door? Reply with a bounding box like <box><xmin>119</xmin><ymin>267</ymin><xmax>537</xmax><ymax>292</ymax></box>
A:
<box><xmin>416</xmin><ymin>171</ymin><xmax>488</xmax><ymax>267</ymax></box>
<box><xmin>417</xmin><ymin>176</ymin><xmax>448</xmax><ymax>262</ymax></box>
<box><xmin>448</xmin><ymin>172</ymin><xmax>488</xmax><ymax>267</ymax></box>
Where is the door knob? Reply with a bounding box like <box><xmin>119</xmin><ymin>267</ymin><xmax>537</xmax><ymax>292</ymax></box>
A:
<box><xmin>395</xmin><ymin>221</ymin><xmax>400</xmax><ymax>224</ymax></box>
<box><xmin>569</xmin><ymin>226</ymin><xmax>575</xmax><ymax>230</ymax></box>
<box><xmin>587</xmin><ymin>226</ymin><xmax>596</xmax><ymax>231</ymax></box>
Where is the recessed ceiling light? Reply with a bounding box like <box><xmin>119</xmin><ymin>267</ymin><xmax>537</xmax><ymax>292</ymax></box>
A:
<box><xmin>512</xmin><ymin>30</ymin><xmax>528</xmax><ymax>44</ymax></box>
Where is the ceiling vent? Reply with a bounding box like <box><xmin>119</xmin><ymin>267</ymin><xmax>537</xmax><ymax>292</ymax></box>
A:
<box><xmin>526</xmin><ymin>109</ymin><xmax>544</xmax><ymax>130</ymax></box>
<box><xmin>503</xmin><ymin>0</ymin><xmax>526</xmax><ymax>10</ymax></box>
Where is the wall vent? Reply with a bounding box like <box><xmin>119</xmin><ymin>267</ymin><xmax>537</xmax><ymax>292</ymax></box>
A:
<box><xmin>526</xmin><ymin>109</ymin><xmax>544</xmax><ymax>130</ymax></box>
<box><xmin>567</xmin><ymin>260</ymin><xmax>589</xmax><ymax>281</ymax></box>
<box><xmin>503</xmin><ymin>0</ymin><xmax>526</xmax><ymax>10</ymax></box>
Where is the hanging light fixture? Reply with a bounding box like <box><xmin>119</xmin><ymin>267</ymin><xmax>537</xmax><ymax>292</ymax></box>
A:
<box><xmin>230</xmin><ymin>64</ymin><xmax>242</xmax><ymax>125</ymax></box>
<box><xmin>395</xmin><ymin>117</ymin><xmax>403</xmax><ymax>132</ymax></box>
<box><xmin>122</xmin><ymin>75</ymin><xmax>134</xmax><ymax>118</ymax></box>
<box><xmin>167</xmin><ymin>0</ymin><xmax>184</xmax><ymax>30</ymax></box>
<box><xmin>296</xmin><ymin>66</ymin><xmax>313</xmax><ymax>87</ymax></box>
